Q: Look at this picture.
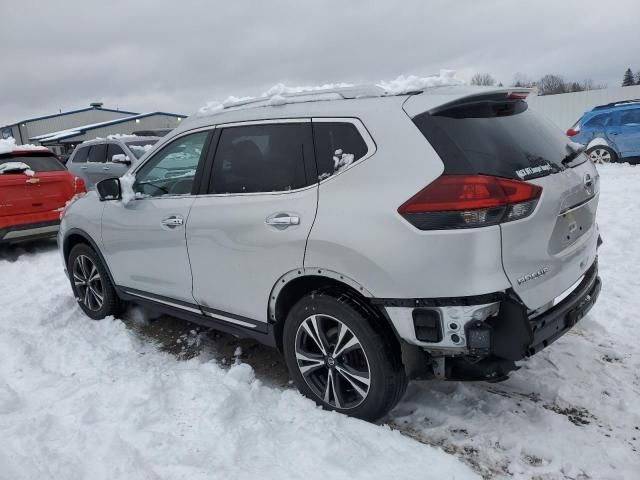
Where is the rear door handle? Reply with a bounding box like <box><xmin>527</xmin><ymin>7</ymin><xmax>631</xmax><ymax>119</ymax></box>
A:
<box><xmin>103</xmin><ymin>166</ymin><xmax>110</xmax><ymax>170</ymax></box>
<box><xmin>161</xmin><ymin>215</ymin><xmax>184</xmax><ymax>228</ymax></box>
<box><xmin>265</xmin><ymin>214</ymin><xmax>300</xmax><ymax>228</ymax></box>
<box><xmin>80</xmin><ymin>166</ymin><xmax>88</xmax><ymax>170</ymax></box>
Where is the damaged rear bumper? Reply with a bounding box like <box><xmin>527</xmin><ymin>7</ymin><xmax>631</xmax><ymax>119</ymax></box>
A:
<box><xmin>378</xmin><ymin>258</ymin><xmax>601</xmax><ymax>381</ymax></box>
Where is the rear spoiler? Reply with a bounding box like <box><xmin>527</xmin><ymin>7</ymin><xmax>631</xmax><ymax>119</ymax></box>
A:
<box><xmin>403</xmin><ymin>87</ymin><xmax>535</xmax><ymax>118</ymax></box>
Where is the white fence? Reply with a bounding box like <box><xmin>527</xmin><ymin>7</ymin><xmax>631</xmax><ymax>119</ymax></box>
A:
<box><xmin>528</xmin><ymin>84</ymin><xmax>640</xmax><ymax>130</ymax></box>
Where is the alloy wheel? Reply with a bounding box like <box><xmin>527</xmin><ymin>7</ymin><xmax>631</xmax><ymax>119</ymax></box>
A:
<box><xmin>294</xmin><ymin>314</ymin><xmax>371</xmax><ymax>409</ymax></box>
<box><xmin>73</xmin><ymin>255</ymin><xmax>104</xmax><ymax>311</ymax></box>
<box><xmin>589</xmin><ymin>148</ymin><xmax>612</xmax><ymax>164</ymax></box>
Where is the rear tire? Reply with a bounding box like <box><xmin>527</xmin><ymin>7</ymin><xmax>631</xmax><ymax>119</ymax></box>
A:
<box><xmin>283</xmin><ymin>289</ymin><xmax>407</xmax><ymax>421</ymax></box>
<box><xmin>587</xmin><ymin>146</ymin><xmax>617</xmax><ymax>164</ymax></box>
<box><xmin>67</xmin><ymin>244</ymin><xmax>124</xmax><ymax>320</ymax></box>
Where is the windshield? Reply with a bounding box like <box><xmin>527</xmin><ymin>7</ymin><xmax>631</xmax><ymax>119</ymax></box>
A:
<box><xmin>127</xmin><ymin>140</ymin><xmax>158</xmax><ymax>158</ymax></box>
<box><xmin>0</xmin><ymin>154</ymin><xmax>66</xmax><ymax>172</ymax></box>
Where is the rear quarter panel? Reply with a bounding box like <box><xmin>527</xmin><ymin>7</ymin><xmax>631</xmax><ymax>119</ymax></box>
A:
<box><xmin>304</xmin><ymin>104</ymin><xmax>510</xmax><ymax>299</ymax></box>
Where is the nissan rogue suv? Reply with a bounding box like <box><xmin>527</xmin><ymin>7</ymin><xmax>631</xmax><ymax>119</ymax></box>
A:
<box><xmin>58</xmin><ymin>85</ymin><xmax>601</xmax><ymax>421</ymax></box>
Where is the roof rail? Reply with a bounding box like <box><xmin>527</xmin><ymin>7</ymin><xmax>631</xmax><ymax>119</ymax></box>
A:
<box><xmin>220</xmin><ymin>85</ymin><xmax>387</xmax><ymax>111</ymax></box>
<box><xmin>593</xmin><ymin>99</ymin><xmax>640</xmax><ymax>110</ymax></box>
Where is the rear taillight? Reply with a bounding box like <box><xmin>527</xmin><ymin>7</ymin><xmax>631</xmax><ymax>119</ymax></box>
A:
<box><xmin>398</xmin><ymin>175</ymin><xmax>542</xmax><ymax>230</ymax></box>
<box><xmin>566</xmin><ymin>128</ymin><xmax>579</xmax><ymax>137</ymax></box>
<box><xmin>73</xmin><ymin>176</ymin><xmax>86</xmax><ymax>194</ymax></box>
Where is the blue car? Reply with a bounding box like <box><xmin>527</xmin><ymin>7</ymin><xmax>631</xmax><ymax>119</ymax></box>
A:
<box><xmin>567</xmin><ymin>100</ymin><xmax>640</xmax><ymax>163</ymax></box>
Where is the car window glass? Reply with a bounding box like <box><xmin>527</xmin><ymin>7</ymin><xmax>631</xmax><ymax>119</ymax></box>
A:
<box><xmin>106</xmin><ymin>144</ymin><xmax>126</xmax><ymax>162</ymax></box>
<box><xmin>72</xmin><ymin>146</ymin><xmax>90</xmax><ymax>163</ymax></box>
<box><xmin>134</xmin><ymin>131</ymin><xmax>209</xmax><ymax>197</ymax></box>
<box><xmin>312</xmin><ymin>122</ymin><xmax>368</xmax><ymax>181</ymax></box>
<box><xmin>621</xmin><ymin>109</ymin><xmax>640</xmax><ymax>125</ymax></box>
<box><xmin>583</xmin><ymin>114</ymin><xmax>608</xmax><ymax>129</ymax></box>
<box><xmin>87</xmin><ymin>144</ymin><xmax>107</xmax><ymax>163</ymax></box>
<box><xmin>211</xmin><ymin>123</ymin><xmax>310</xmax><ymax>194</ymax></box>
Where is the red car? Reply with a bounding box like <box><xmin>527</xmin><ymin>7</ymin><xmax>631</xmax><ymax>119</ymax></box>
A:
<box><xmin>0</xmin><ymin>146</ymin><xmax>85</xmax><ymax>243</ymax></box>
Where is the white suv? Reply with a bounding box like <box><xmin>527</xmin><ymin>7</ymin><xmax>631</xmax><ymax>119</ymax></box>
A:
<box><xmin>59</xmin><ymin>85</ymin><xmax>602</xmax><ymax>420</ymax></box>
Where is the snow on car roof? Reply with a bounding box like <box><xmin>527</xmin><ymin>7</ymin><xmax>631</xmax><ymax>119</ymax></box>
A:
<box><xmin>0</xmin><ymin>137</ymin><xmax>50</xmax><ymax>155</ymax></box>
<box><xmin>196</xmin><ymin>70</ymin><xmax>465</xmax><ymax>117</ymax></box>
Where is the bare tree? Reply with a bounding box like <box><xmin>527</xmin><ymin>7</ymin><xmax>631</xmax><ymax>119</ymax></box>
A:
<box><xmin>470</xmin><ymin>73</ymin><xmax>497</xmax><ymax>86</ymax></box>
<box><xmin>512</xmin><ymin>73</ymin><xmax>536</xmax><ymax>88</ymax></box>
<box><xmin>537</xmin><ymin>74</ymin><xmax>567</xmax><ymax>95</ymax></box>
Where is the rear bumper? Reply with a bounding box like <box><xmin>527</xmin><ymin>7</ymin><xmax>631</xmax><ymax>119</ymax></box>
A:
<box><xmin>379</xmin><ymin>258</ymin><xmax>601</xmax><ymax>381</ymax></box>
<box><xmin>0</xmin><ymin>220</ymin><xmax>59</xmax><ymax>243</ymax></box>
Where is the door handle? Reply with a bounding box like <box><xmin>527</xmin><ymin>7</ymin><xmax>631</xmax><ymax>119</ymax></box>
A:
<box><xmin>80</xmin><ymin>166</ymin><xmax>88</xmax><ymax>170</ymax></box>
<box><xmin>161</xmin><ymin>215</ymin><xmax>184</xmax><ymax>228</ymax></box>
<box><xmin>103</xmin><ymin>166</ymin><xmax>110</xmax><ymax>170</ymax></box>
<box><xmin>265</xmin><ymin>214</ymin><xmax>300</xmax><ymax>228</ymax></box>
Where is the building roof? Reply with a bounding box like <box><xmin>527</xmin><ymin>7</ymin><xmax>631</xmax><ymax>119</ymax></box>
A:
<box><xmin>31</xmin><ymin>112</ymin><xmax>186</xmax><ymax>143</ymax></box>
<box><xmin>4</xmin><ymin>106</ymin><xmax>140</xmax><ymax>128</ymax></box>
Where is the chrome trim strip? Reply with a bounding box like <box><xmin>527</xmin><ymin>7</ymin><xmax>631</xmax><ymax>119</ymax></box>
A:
<box><xmin>553</xmin><ymin>275</ymin><xmax>585</xmax><ymax>307</ymax></box>
<box><xmin>124</xmin><ymin>290</ymin><xmax>202</xmax><ymax>314</ymax></box>
<box><xmin>202</xmin><ymin>310</ymin><xmax>257</xmax><ymax>329</ymax></box>
<box><xmin>3</xmin><ymin>225</ymin><xmax>59</xmax><ymax>239</ymax></box>
<box><xmin>559</xmin><ymin>194</ymin><xmax>597</xmax><ymax>216</ymax></box>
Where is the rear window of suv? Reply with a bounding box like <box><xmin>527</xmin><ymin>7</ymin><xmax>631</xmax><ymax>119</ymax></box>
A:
<box><xmin>413</xmin><ymin>100</ymin><xmax>583</xmax><ymax>180</ymax></box>
<box><xmin>0</xmin><ymin>154</ymin><xmax>65</xmax><ymax>172</ymax></box>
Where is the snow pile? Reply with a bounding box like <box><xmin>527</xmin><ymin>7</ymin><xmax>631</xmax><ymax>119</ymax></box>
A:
<box><xmin>377</xmin><ymin>70</ymin><xmax>463</xmax><ymax>95</ymax></box>
<box><xmin>0</xmin><ymin>162</ymin><xmax>35</xmax><ymax>176</ymax></box>
<box><xmin>119</xmin><ymin>173</ymin><xmax>138</xmax><ymax>205</ymax></box>
<box><xmin>0</xmin><ymin>137</ymin><xmax>48</xmax><ymax>155</ymax></box>
<box><xmin>0</xmin><ymin>254</ymin><xmax>476</xmax><ymax>479</ymax></box>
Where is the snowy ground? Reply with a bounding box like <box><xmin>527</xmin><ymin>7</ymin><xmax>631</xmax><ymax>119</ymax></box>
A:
<box><xmin>1</xmin><ymin>164</ymin><xmax>639</xmax><ymax>479</ymax></box>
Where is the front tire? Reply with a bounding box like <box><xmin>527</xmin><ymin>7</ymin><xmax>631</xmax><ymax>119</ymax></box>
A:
<box><xmin>67</xmin><ymin>243</ymin><xmax>123</xmax><ymax>320</ymax></box>
<box><xmin>283</xmin><ymin>289</ymin><xmax>407</xmax><ymax>421</ymax></box>
<box><xmin>587</xmin><ymin>146</ymin><xmax>617</xmax><ymax>164</ymax></box>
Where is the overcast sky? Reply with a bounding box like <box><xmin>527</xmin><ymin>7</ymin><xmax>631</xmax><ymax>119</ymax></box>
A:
<box><xmin>2</xmin><ymin>0</ymin><xmax>638</xmax><ymax>123</ymax></box>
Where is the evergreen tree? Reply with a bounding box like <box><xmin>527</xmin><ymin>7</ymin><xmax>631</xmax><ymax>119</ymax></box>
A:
<box><xmin>622</xmin><ymin>68</ymin><xmax>634</xmax><ymax>86</ymax></box>
<box><xmin>635</xmin><ymin>71</ymin><xmax>640</xmax><ymax>85</ymax></box>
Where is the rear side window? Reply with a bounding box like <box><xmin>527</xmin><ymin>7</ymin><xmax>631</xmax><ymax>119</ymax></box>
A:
<box><xmin>583</xmin><ymin>114</ymin><xmax>609</xmax><ymax>129</ymax></box>
<box><xmin>106</xmin><ymin>144</ymin><xmax>126</xmax><ymax>161</ymax></box>
<box><xmin>72</xmin><ymin>147</ymin><xmax>90</xmax><ymax>163</ymax></box>
<box><xmin>312</xmin><ymin>122</ymin><xmax>369</xmax><ymax>181</ymax></box>
<box><xmin>413</xmin><ymin>101</ymin><xmax>580</xmax><ymax>181</ymax></box>
<box><xmin>87</xmin><ymin>144</ymin><xmax>107</xmax><ymax>163</ymax></box>
<box><xmin>620</xmin><ymin>108</ymin><xmax>640</xmax><ymax>125</ymax></box>
<box><xmin>211</xmin><ymin>123</ymin><xmax>314</xmax><ymax>194</ymax></box>
<box><xmin>0</xmin><ymin>154</ymin><xmax>65</xmax><ymax>172</ymax></box>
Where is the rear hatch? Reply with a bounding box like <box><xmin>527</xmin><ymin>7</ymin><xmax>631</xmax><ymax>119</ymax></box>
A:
<box><xmin>408</xmin><ymin>92</ymin><xmax>599</xmax><ymax>311</ymax></box>
<box><xmin>0</xmin><ymin>152</ymin><xmax>74</xmax><ymax>217</ymax></box>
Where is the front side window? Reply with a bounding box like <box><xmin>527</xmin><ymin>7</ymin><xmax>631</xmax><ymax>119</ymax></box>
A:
<box><xmin>312</xmin><ymin>122</ymin><xmax>369</xmax><ymax>181</ymax></box>
<box><xmin>88</xmin><ymin>144</ymin><xmax>107</xmax><ymax>163</ymax></box>
<box><xmin>211</xmin><ymin>123</ymin><xmax>312</xmax><ymax>194</ymax></box>
<box><xmin>134</xmin><ymin>131</ymin><xmax>209</xmax><ymax>197</ymax></box>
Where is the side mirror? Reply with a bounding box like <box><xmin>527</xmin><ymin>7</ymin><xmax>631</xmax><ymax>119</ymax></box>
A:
<box><xmin>111</xmin><ymin>154</ymin><xmax>131</xmax><ymax>165</ymax></box>
<box><xmin>96</xmin><ymin>177</ymin><xmax>122</xmax><ymax>201</ymax></box>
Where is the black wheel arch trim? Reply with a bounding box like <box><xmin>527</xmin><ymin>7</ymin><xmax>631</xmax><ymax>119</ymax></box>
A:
<box><xmin>62</xmin><ymin>228</ymin><xmax>118</xmax><ymax>287</ymax></box>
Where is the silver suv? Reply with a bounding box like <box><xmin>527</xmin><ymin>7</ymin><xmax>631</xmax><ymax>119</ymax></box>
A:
<box><xmin>67</xmin><ymin>136</ymin><xmax>160</xmax><ymax>188</ymax></box>
<box><xmin>59</xmin><ymin>86</ymin><xmax>602</xmax><ymax>420</ymax></box>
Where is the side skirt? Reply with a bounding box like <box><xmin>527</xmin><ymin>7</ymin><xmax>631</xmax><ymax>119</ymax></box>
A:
<box><xmin>116</xmin><ymin>287</ymin><xmax>277</xmax><ymax>348</ymax></box>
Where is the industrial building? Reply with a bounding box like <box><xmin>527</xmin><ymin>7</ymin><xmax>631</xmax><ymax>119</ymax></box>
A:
<box><xmin>1</xmin><ymin>102</ymin><xmax>186</xmax><ymax>156</ymax></box>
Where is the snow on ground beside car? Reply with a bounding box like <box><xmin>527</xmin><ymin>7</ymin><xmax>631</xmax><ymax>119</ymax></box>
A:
<box><xmin>388</xmin><ymin>163</ymin><xmax>640</xmax><ymax>479</ymax></box>
<box><xmin>0</xmin><ymin>267</ymin><xmax>475</xmax><ymax>476</ymax></box>
<box><xmin>0</xmin><ymin>164</ymin><xmax>639</xmax><ymax>480</ymax></box>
